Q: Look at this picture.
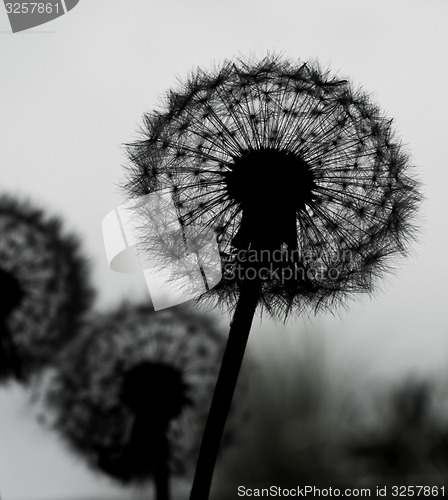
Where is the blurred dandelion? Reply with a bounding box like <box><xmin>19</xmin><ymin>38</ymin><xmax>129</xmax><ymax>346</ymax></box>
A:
<box><xmin>0</xmin><ymin>194</ymin><xmax>93</xmax><ymax>383</ymax></box>
<box><xmin>124</xmin><ymin>54</ymin><xmax>422</xmax><ymax>498</ymax></box>
<box><xmin>40</xmin><ymin>303</ymin><xmax>241</xmax><ymax>500</ymax></box>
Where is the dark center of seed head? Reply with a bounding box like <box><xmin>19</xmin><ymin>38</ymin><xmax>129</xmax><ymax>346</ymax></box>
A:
<box><xmin>224</xmin><ymin>148</ymin><xmax>316</xmax><ymax>251</ymax></box>
<box><xmin>121</xmin><ymin>361</ymin><xmax>189</xmax><ymax>424</ymax></box>
<box><xmin>0</xmin><ymin>269</ymin><xmax>24</xmax><ymax>318</ymax></box>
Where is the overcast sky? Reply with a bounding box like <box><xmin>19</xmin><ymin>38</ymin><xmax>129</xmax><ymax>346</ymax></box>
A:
<box><xmin>1</xmin><ymin>0</ymin><xmax>447</xmax><ymax>498</ymax></box>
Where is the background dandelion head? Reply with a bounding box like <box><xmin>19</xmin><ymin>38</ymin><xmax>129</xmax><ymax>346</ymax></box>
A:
<box><xmin>125</xmin><ymin>55</ymin><xmax>421</xmax><ymax>317</ymax></box>
<box><xmin>0</xmin><ymin>194</ymin><xmax>94</xmax><ymax>383</ymax></box>
<box><xmin>41</xmin><ymin>303</ymin><xmax>241</xmax><ymax>484</ymax></box>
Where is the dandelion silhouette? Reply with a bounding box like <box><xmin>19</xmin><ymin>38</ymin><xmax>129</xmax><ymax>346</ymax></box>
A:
<box><xmin>0</xmin><ymin>194</ymin><xmax>93</xmax><ymax>383</ymax></box>
<box><xmin>41</xmin><ymin>303</ymin><xmax>237</xmax><ymax>500</ymax></box>
<box><xmin>124</xmin><ymin>55</ymin><xmax>421</xmax><ymax>498</ymax></box>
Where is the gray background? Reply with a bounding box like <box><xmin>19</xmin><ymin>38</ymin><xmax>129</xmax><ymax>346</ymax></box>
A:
<box><xmin>0</xmin><ymin>0</ymin><xmax>447</xmax><ymax>498</ymax></box>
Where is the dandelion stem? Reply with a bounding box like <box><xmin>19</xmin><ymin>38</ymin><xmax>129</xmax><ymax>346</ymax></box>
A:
<box><xmin>152</xmin><ymin>428</ymin><xmax>170</xmax><ymax>500</ymax></box>
<box><xmin>190</xmin><ymin>277</ymin><xmax>261</xmax><ymax>499</ymax></box>
<box><xmin>130</xmin><ymin>416</ymin><xmax>171</xmax><ymax>500</ymax></box>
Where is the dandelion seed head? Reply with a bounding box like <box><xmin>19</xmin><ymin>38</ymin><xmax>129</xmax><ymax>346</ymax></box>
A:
<box><xmin>0</xmin><ymin>195</ymin><xmax>94</xmax><ymax>382</ymax></box>
<box><xmin>125</xmin><ymin>55</ymin><xmax>421</xmax><ymax>317</ymax></box>
<box><xmin>41</xmin><ymin>304</ymin><xmax>243</xmax><ymax>483</ymax></box>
